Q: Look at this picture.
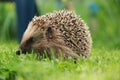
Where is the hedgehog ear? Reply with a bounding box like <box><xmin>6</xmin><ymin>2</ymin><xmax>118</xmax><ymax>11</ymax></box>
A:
<box><xmin>46</xmin><ymin>27</ymin><xmax>53</xmax><ymax>39</ymax></box>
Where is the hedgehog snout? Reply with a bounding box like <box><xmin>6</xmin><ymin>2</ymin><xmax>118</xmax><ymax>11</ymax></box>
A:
<box><xmin>16</xmin><ymin>49</ymin><xmax>21</xmax><ymax>55</ymax></box>
<box><xmin>16</xmin><ymin>48</ymin><xmax>27</xmax><ymax>55</ymax></box>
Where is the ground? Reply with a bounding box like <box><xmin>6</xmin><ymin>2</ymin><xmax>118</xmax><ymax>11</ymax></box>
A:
<box><xmin>0</xmin><ymin>41</ymin><xmax>120</xmax><ymax>80</ymax></box>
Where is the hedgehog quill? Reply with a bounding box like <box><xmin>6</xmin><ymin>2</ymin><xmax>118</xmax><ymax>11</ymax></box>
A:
<box><xmin>16</xmin><ymin>10</ymin><xmax>92</xmax><ymax>60</ymax></box>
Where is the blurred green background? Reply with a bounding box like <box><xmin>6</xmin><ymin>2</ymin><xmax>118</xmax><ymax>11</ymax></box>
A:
<box><xmin>0</xmin><ymin>0</ymin><xmax>120</xmax><ymax>49</ymax></box>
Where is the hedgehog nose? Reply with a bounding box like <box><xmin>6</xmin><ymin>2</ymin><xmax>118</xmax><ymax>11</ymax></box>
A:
<box><xmin>16</xmin><ymin>49</ymin><xmax>20</xmax><ymax>55</ymax></box>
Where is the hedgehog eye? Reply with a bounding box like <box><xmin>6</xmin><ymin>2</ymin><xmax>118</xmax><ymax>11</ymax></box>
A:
<box><xmin>28</xmin><ymin>37</ymin><xmax>33</xmax><ymax>43</ymax></box>
<box><xmin>25</xmin><ymin>37</ymin><xmax>33</xmax><ymax>46</ymax></box>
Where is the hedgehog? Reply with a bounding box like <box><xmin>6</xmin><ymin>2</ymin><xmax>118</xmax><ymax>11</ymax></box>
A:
<box><xmin>16</xmin><ymin>10</ymin><xmax>92</xmax><ymax>60</ymax></box>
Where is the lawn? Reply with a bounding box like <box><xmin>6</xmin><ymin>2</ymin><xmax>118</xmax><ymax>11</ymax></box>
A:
<box><xmin>0</xmin><ymin>41</ymin><xmax>120</xmax><ymax>80</ymax></box>
<box><xmin>0</xmin><ymin>0</ymin><xmax>120</xmax><ymax>80</ymax></box>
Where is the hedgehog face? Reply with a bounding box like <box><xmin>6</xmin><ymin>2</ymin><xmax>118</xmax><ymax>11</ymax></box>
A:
<box><xmin>16</xmin><ymin>21</ymin><xmax>54</xmax><ymax>55</ymax></box>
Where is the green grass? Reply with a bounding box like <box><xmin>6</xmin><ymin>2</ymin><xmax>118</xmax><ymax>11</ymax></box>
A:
<box><xmin>0</xmin><ymin>41</ymin><xmax>120</xmax><ymax>80</ymax></box>
<box><xmin>0</xmin><ymin>1</ymin><xmax>120</xmax><ymax>80</ymax></box>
